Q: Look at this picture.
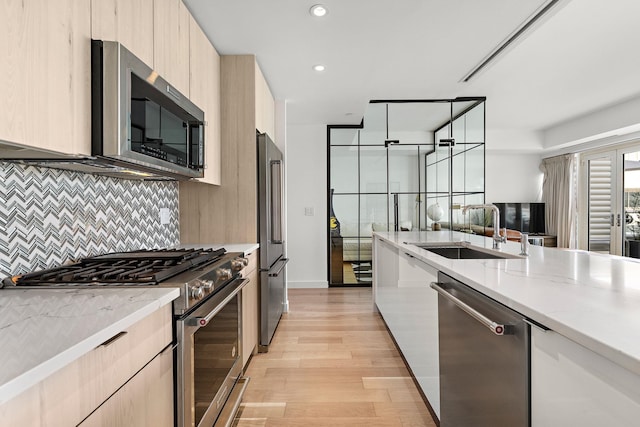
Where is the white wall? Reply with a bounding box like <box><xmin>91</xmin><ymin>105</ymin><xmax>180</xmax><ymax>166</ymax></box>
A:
<box><xmin>543</xmin><ymin>94</ymin><xmax>640</xmax><ymax>149</ymax></box>
<box><xmin>482</xmin><ymin>127</ymin><xmax>545</xmax><ymax>203</ymax></box>
<box><xmin>486</xmin><ymin>128</ymin><xmax>543</xmax><ymax>151</ymax></box>
<box><xmin>286</xmin><ymin>123</ymin><xmax>328</xmax><ymax>288</ymax></box>
<box><xmin>485</xmin><ymin>151</ymin><xmax>544</xmax><ymax>203</ymax></box>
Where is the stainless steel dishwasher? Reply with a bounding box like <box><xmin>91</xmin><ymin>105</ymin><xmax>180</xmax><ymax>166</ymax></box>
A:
<box><xmin>431</xmin><ymin>272</ymin><xmax>530</xmax><ymax>427</ymax></box>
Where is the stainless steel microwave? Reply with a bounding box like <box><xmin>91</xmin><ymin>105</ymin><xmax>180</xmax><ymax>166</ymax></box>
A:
<box><xmin>91</xmin><ymin>40</ymin><xmax>205</xmax><ymax>179</ymax></box>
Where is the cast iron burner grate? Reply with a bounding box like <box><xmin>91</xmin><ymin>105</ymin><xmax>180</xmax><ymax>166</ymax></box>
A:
<box><xmin>8</xmin><ymin>248</ymin><xmax>226</xmax><ymax>286</ymax></box>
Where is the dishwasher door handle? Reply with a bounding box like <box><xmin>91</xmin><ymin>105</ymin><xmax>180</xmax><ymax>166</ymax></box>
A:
<box><xmin>430</xmin><ymin>282</ymin><xmax>510</xmax><ymax>336</ymax></box>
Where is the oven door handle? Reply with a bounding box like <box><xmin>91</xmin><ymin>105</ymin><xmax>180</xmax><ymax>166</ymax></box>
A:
<box><xmin>187</xmin><ymin>277</ymin><xmax>249</xmax><ymax>328</ymax></box>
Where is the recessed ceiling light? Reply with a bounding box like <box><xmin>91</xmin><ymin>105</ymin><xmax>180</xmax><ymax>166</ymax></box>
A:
<box><xmin>310</xmin><ymin>4</ymin><xmax>328</xmax><ymax>17</ymax></box>
<box><xmin>313</xmin><ymin>64</ymin><xmax>326</xmax><ymax>72</ymax></box>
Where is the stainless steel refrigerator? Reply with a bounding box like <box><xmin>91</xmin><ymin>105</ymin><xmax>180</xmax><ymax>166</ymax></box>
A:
<box><xmin>257</xmin><ymin>132</ymin><xmax>288</xmax><ymax>351</ymax></box>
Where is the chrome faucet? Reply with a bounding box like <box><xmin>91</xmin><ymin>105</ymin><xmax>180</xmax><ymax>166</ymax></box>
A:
<box><xmin>462</xmin><ymin>204</ymin><xmax>507</xmax><ymax>249</ymax></box>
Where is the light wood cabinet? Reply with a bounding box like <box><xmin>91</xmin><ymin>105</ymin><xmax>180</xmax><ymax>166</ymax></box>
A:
<box><xmin>189</xmin><ymin>15</ymin><xmax>221</xmax><ymax>185</ymax></box>
<box><xmin>91</xmin><ymin>0</ymin><xmax>154</xmax><ymax>67</ymax></box>
<box><xmin>153</xmin><ymin>0</ymin><xmax>190</xmax><ymax>96</ymax></box>
<box><xmin>179</xmin><ymin>55</ymin><xmax>275</xmax><ymax>243</ymax></box>
<box><xmin>0</xmin><ymin>305</ymin><xmax>173</xmax><ymax>426</ymax></box>
<box><xmin>242</xmin><ymin>250</ymin><xmax>260</xmax><ymax>368</ymax></box>
<box><xmin>79</xmin><ymin>344</ymin><xmax>174</xmax><ymax>427</ymax></box>
<box><xmin>0</xmin><ymin>0</ymin><xmax>91</xmax><ymax>155</ymax></box>
<box><xmin>255</xmin><ymin>62</ymin><xmax>276</xmax><ymax>138</ymax></box>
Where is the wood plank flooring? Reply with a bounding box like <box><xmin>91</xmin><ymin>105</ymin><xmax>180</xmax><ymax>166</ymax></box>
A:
<box><xmin>234</xmin><ymin>288</ymin><xmax>437</xmax><ymax>427</ymax></box>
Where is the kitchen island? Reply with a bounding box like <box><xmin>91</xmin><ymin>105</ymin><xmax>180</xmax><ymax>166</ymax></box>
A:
<box><xmin>374</xmin><ymin>230</ymin><xmax>640</xmax><ymax>426</ymax></box>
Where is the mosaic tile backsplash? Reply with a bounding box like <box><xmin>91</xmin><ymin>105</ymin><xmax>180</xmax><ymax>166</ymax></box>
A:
<box><xmin>0</xmin><ymin>162</ymin><xmax>180</xmax><ymax>277</ymax></box>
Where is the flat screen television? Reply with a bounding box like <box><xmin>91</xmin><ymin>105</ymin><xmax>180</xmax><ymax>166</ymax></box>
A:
<box><xmin>493</xmin><ymin>202</ymin><xmax>546</xmax><ymax>234</ymax></box>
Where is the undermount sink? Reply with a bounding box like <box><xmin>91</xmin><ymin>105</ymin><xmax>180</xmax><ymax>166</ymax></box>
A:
<box><xmin>408</xmin><ymin>242</ymin><xmax>522</xmax><ymax>260</ymax></box>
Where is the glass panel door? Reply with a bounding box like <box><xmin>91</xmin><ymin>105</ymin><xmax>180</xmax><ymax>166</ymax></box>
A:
<box><xmin>387</xmin><ymin>144</ymin><xmax>429</xmax><ymax>232</ymax></box>
<box><xmin>582</xmin><ymin>145</ymin><xmax>640</xmax><ymax>257</ymax></box>
<box><xmin>586</xmin><ymin>155</ymin><xmax>616</xmax><ymax>254</ymax></box>
<box><xmin>623</xmin><ymin>150</ymin><xmax>640</xmax><ymax>258</ymax></box>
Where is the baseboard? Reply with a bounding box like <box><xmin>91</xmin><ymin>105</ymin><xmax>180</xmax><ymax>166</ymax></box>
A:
<box><xmin>288</xmin><ymin>280</ymin><xmax>328</xmax><ymax>289</ymax></box>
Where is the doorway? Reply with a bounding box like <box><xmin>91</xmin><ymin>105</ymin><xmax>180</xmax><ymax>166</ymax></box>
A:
<box><xmin>581</xmin><ymin>145</ymin><xmax>640</xmax><ymax>257</ymax></box>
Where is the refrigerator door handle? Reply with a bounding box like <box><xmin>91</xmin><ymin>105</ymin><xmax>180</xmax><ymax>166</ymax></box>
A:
<box><xmin>270</xmin><ymin>159</ymin><xmax>283</xmax><ymax>244</ymax></box>
<box><xmin>268</xmin><ymin>258</ymin><xmax>289</xmax><ymax>277</ymax></box>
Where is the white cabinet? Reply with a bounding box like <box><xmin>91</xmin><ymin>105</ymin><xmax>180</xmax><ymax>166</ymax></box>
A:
<box><xmin>241</xmin><ymin>250</ymin><xmax>260</xmax><ymax>368</ymax></box>
<box><xmin>153</xmin><ymin>0</ymin><xmax>190</xmax><ymax>96</ymax></box>
<box><xmin>0</xmin><ymin>0</ymin><xmax>91</xmax><ymax>155</ymax></box>
<box><xmin>531</xmin><ymin>327</ymin><xmax>640</xmax><ymax>427</ymax></box>
<box><xmin>189</xmin><ymin>15</ymin><xmax>221</xmax><ymax>185</ymax></box>
<box><xmin>372</xmin><ymin>236</ymin><xmax>440</xmax><ymax>418</ymax></box>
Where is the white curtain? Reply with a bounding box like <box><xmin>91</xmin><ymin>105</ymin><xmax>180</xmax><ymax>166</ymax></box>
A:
<box><xmin>540</xmin><ymin>154</ymin><xmax>577</xmax><ymax>248</ymax></box>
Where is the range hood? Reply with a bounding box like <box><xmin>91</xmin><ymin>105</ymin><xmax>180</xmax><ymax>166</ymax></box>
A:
<box><xmin>0</xmin><ymin>141</ymin><xmax>191</xmax><ymax>180</ymax></box>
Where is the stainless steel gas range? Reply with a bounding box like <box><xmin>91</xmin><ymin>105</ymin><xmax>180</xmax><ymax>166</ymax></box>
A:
<box><xmin>2</xmin><ymin>248</ymin><xmax>250</xmax><ymax>427</ymax></box>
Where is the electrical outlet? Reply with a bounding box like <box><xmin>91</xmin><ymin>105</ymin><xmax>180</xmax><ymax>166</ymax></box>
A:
<box><xmin>159</xmin><ymin>208</ymin><xmax>171</xmax><ymax>225</ymax></box>
<box><xmin>304</xmin><ymin>207</ymin><xmax>315</xmax><ymax>216</ymax></box>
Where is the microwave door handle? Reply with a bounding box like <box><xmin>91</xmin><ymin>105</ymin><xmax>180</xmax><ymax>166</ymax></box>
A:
<box><xmin>199</xmin><ymin>122</ymin><xmax>205</xmax><ymax>169</ymax></box>
<box><xmin>271</xmin><ymin>160</ymin><xmax>283</xmax><ymax>243</ymax></box>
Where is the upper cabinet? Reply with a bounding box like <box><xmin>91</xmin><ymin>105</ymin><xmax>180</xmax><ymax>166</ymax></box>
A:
<box><xmin>179</xmin><ymin>55</ymin><xmax>275</xmax><ymax>243</ymax></box>
<box><xmin>0</xmin><ymin>0</ymin><xmax>91</xmax><ymax>155</ymax></box>
<box><xmin>91</xmin><ymin>0</ymin><xmax>154</xmax><ymax>67</ymax></box>
<box><xmin>154</xmin><ymin>0</ymin><xmax>190</xmax><ymax>97</ymax></box>
<box><xmin>1</xmin><ymin>0</ymin><xmax>221</xmax><ymax>184</ymax></box>
<box><xmin>189</xmin><ymin>16</ymin><xmax>221</xmax><ymax>185</ymax></box>
<box><xmin>255</xmin><ymin>63</ymin><xmax>276</xmax><ymax>138</ymax></box>
<box><xmin>92</xmin><ymin>0</ymin><xmax>192</xmax><ymax>99</ymax></box>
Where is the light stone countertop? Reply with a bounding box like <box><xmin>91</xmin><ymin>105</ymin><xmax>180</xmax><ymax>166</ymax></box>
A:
<box><xmin>375</xmin><ymin>230</ymin><xmax>640</xmax><ymax>376</ymax></box>
<box><xmin>0</xmin><ymin>287</ymin><xmax>179</xmax><ymax>405</ymax></box>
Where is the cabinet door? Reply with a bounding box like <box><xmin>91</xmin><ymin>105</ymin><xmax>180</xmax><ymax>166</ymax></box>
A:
<box><xmin>241</xmin><ymin>251</ymin><xmax>260</xmax><ymax>368</ymax></box>
<box><xmin>372</xmin><ymin>237</ymin><xmax>399</xmax><ymax>312</ymax></box>
<box><xmin>154</xmin><ymin>0</ymin><xmax>190</xmax><ymax>96</ymax></box>
<box><xmin>79</xmin><ymin>344</ymin><xmax>174</xmax><ymax>427</ymax></box>
<box><xmin>0</xmin><ymin>0</ymin><xmax>91</xmax><ymax>155</ymax></box>
<box><xmin>254</xmin><ymin>63</ymin><xmax>275</xmax><ymax>138</ymax></box>
<box><xmin>531</xmin><ymin>328</ymin><xmax>640</xmax><ymax>426</ymax></box>
<box><xmin>189</xmin><ymin>16</ymin><xmax>221</xmax><ymax>185</ymax></box>
<box><xmin>373</xmin><ymin>238</ymin><xmax>440</xmax><ymax>418</ymax></box>
<box><xmin>91</xmin><ymin>0</ymin><xmax>154</xmax><ymax>67</ymax></box>
<box><xmin>0</xmin><ymin>305</ymin><xmax>172</xmax><ymax>426</ymax></box>
<box><xmin>397</xmin><ymin>251</ymin><xmax>439</xmax><ymax>417</ymax></box>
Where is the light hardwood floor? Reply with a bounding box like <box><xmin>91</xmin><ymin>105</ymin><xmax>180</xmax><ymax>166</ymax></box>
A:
<box><xmin>234</xmin><ymin>288</ymin><xmax>437</xmax><ymax>427</ymax></box>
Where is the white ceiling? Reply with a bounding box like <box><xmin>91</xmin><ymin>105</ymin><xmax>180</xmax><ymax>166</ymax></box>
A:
<box><xmin>184</xmin><ymin>0</ymin><xmax>640</xmax><ymax>134</ymax></box>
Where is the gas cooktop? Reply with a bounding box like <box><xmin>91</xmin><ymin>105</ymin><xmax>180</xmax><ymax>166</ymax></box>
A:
<box><xmin>4</xmin><ymin>248</ymin><xmax>227</xmax><ymax>287</ymax></box>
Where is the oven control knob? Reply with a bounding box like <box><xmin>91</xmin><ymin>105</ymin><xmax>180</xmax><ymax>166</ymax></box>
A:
<box><xmin>190</xmin><ymin>285</ymin><xmax>204</xmax><ymax>300</ymax></box>
<box><xmin>231</xmin><ymin>257</ymin><xmax>249</xmax><ymax>271</ymax></box>
<box><xmin>216</xmin><ymin>268</ymin><xmax>232</xmax><ymax>281</ymax></box>
<box><xmin>201</xmin><ymin>279</ymin><xmax>214</xmax><ymax>291</ymax></box>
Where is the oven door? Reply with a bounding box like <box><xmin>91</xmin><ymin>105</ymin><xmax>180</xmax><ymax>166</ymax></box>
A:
<box><xmin>176</xmin><ymin>277</ymin><xmax>248</xmax><ymax>427</ymax></box>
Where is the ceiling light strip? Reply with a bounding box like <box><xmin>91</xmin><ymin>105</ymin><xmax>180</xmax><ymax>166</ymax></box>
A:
<box><xmin>461</xmin><ymin>0</ymin><xmax>563</xmax><ymax>82</ymax></box>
